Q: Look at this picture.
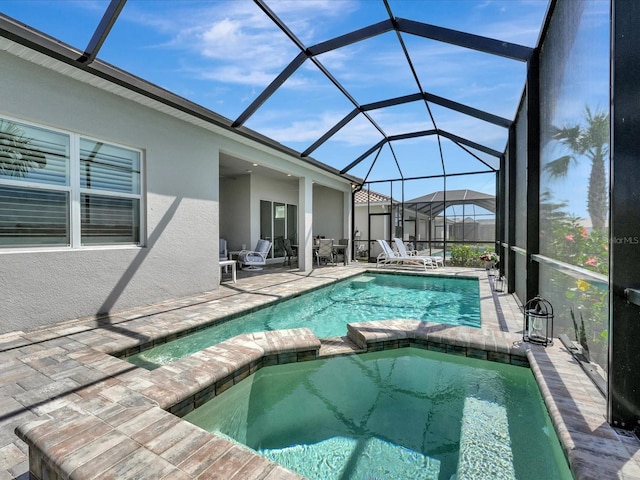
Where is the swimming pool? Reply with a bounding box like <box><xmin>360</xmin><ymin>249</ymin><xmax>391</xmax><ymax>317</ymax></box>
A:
<box><xmin>127</xmin><ymin>273</ymin><xmax>480</xmax><ymax>369</ymax></box>
<box><xmin>183</xmin><ymin>348</ymin><xmax>573</xmax><ymax>480</ymax></box>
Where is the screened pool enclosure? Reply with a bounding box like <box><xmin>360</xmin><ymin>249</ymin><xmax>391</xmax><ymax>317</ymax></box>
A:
<box><xmin>1</xmin><ymin>0</ymin><xmax>639</xmax><ymax>434</ymax></box>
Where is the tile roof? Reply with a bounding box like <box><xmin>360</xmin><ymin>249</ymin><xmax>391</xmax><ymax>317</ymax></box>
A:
<box><xmin>354</xmin><ymin>188</ymin><xmax>396</xmax><ymax>204</ymax></box>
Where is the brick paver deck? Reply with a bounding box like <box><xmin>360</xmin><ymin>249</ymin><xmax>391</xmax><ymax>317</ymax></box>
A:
<box><xmin>1</xmin><ymin>263</ymin><xmax>638</xmax><ymax>479</ymax></box>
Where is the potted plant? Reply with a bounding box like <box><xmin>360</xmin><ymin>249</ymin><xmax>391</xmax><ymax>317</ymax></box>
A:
<box><xmin>479</xmin><ymin>251</ymin><xmax>499</xmax><ymax>270</ymax></box>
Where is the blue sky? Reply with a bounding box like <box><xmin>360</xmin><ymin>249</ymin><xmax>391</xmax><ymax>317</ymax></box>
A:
<box><xmin>1</xmin><ymin>0</ymin><xmax>554</xmax><ymax>201</ymax></box>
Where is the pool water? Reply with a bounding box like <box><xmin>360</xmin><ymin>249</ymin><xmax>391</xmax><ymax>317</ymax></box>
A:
<box><xmin>184</xmin><ymin>348</ymin><xmax>573</xmax><ymax>480</ymax></box>
<box><xmin>127</xmin><ymin>273</ymin><xmax>479</xmax><ymax>369</ymax></box>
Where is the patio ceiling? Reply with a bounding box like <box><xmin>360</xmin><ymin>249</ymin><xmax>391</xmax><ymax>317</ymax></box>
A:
<box><xmin>0</xmin><ymin>0</ymin><xmax>549</xmax><ymax>186</ymax></box>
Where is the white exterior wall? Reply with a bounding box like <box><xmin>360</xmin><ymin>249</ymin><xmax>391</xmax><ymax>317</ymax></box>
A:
<box><xmin>354</xmin><ymin>205</ymin><xmax>369</xmax><ymax>241</ymax></box>
<box><xmin>312</xmin><ymin>185</ymin><xmax>345</xmax><ymax>241</ymax></box>
<box><xmin>0</xmin><ymin>52</ymin><xmax>221</xmax><ymax>332</ymax></box>
<box><xmin>220</xmin><ymin>175</ymin><xmax>251</xmax><ymax>251</ymax></box>
<box><xmin>0</xmin><ymin>46</ymin><xmax>353</xmax><ymax>332</ymax></box>
<box><xmin>354</xmin><ymin>204</ymin><xmax>389</xmax><ymax>240</ymax></box>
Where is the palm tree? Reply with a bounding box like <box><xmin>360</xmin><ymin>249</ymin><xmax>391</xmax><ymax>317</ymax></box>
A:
<box><xmin>0</xmin><ymin>120</ymin><xmax>46</xmax><ymax>177</ymax></box>
<box><xmin>544</xmin><ymin>106</ymin><xmax>609</xmax><ymax>230</ymax></box>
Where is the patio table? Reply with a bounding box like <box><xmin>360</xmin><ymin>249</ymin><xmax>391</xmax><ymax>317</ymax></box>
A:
<box><xmin>219</xmin><ymin>259</ymin><xmax>237</xmax><ymax>283</ymax></box>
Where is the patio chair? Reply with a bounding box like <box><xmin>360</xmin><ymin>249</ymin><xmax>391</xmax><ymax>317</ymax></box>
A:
<box><xmin>334</xmin><ymin>238</ymin><xmax>349</xmax><ymax>265</ymax></box>
<box><xmin>393</xmin><ymin>238</ymin><xmax>439</xmax><ymax>269</ymax></box>
<box><xmin>274</xmin><ymin>236</ymin><xmax>285</xmax><ymax>259</ymax></box>
<box><xmin>238</xmin><ymin>239</ymin><xmax>272</xmax><ymax>270</ymax></box>
<box><xmin>376</xmin><ymin>239</ymin><xmax>431</xmax><ymax>271</ymax></box>
<box><xmin>316</xmin><ymin>238</ymin><xmax>335</xmax><ymax>266</ymax></box>
<box><xmin>283</xmin><ymin>238</ymin><xmax>297</xmax><ymax>267</ymax></box>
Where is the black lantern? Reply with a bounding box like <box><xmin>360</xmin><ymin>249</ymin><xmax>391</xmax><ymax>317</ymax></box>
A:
<box><xmin>494</xmin><ymin>276</ymin><xmax>505</xmax><ymax>292</ymax></box>
<box><xmin>523</xmin><ymin>296</ymin><xmax>554</xmax><ymax>346</ymax></box>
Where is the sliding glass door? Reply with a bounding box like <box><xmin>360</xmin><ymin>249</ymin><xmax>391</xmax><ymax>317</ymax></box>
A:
<box><xmin>260</xmin><ymin>200</ymin><xmax>297</xmax><ymax>259</ymax></box>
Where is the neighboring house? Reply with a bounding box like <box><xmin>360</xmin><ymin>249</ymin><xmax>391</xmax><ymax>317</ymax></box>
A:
<box><xmin>448</xmin><ymin>217</ymin><xmax>496</xmax><ymax>242</ymax></box>
<box><xmin>0</xmin><ymin>35</ymin><xmax>352</xmax><ymax>333</ymax></box>
<box><xmin>404</xmin><ymin>189</ymin><xmax>495</xmax><ymax>244</ymax></box>
<box><xmin>354</xmin><ymin>187</ymin><xmax>496</xmax><ymax>257</ymax></box>
<box><xmin>353</xmin><ymin>188</ymin><xmax>397</xmax><ymax>257</ymax></box>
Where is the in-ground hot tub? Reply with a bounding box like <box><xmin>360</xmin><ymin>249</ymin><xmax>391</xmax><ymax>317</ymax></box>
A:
<box><xmin>184</xmin><ymin>347</ymin><xmax>573</xmax><ymax>480</ymax></box>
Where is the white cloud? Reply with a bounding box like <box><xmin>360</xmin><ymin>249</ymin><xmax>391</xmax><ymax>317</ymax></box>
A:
<box><xmin>114</xmin><ymin>0</ymin><xmax>541</xmax><ymax>154</ymax></box>
<box><xmin>256</xmin><ymin>110</ymin><xmax>354</xmax><ymax>143</ymax></box>
<box><xmin>120</xmin><ymin>0</ymin><xmax>362</xmax><ymax>89</ymax></box>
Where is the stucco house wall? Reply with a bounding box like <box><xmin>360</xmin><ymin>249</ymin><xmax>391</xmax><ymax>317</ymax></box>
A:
<box><xmin>0</xmin><ymin>41</ymin><xmax>354</xmax><ymax>333</ymax></box>
<box><xmin>220</xmin><ymin>174</ymin><xmax>251</xmax><ymax>252</ymax></box>
<box><xmin>0</xmin><ymin>51</ymin><xmax>225</xmax><ymax>332</ymax></box>
<box><xmin>312</xmin><ymin>185</ymin><xmax>345</xmax><ymax>242</ymax></box>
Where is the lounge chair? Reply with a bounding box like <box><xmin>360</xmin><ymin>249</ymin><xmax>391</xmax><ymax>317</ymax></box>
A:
<box><xmin>393</xmin><ymin>238</ymin><xmax>441</xmax><ymax>268</ymax></box>
<box><xmin>238</xmin><ymin>239</ymin><xmax>271</xmax><ymax>270</ymax></box>
<box><xmin>428</xmin><ymin>254</ymin><xmax>445</xmax><ymax>268</ymax></box>
<box><xmin>376</xmin><ymin>239</ymin><xmax>403</xmax><ymax>268</ymax></box>
<box><xmin>376</xmin><ymin>239</ymin><xmax>433</xmax><ymax>271</ymax></box>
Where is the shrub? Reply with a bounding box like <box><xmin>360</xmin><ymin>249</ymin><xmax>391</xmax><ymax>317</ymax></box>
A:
<box><xmin>450</xmin><ymin>245</ymin><xmax>477</xmax><ymax>266</ymax></box>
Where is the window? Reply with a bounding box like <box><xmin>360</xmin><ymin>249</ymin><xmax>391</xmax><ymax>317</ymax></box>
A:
<box><xmin>0</xmin><ymin>117</ymin><xmax>143</xmax><ymax>248</ymax></box>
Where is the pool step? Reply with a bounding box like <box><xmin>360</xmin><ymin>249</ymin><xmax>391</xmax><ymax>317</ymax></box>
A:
<box><xmin>350</xmin><ymin>276</ymin><xmax>377</xmax><ymax>288</ymax></box>
<box><xmin>318</xmin><ymin>336</ymin><xmax>367</xmax><ymax>357</ymax></box>
<box><xmin>456</xmin><ymin>396</ymin><xmax>516</xmax><ymax>480</ymax></box>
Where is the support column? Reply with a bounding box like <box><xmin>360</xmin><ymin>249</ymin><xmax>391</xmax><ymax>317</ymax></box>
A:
<box><xmin>609</xmin><ymin>0</ymin><xmax>640</xmax><ymax>431</ymax></box>
<box><xmin>298</xmin><ymin>176</ymin><xmax>313</xmax><ymax>272</ymax></box>
<box><xmin>525</xmin><ymin>49</ymin><xmax>540</xmax><ymax>303</ymax></box>
<box><xmin>507</xmin><ymin>124</ymin><xmax>517</xmax><ymax>293</ymax></box>
<box><xmin>343</xmin><ymin>190</ymin><xmax>352</xmax><ymax>262</ymax></box>
<box><xmin>496</xmin><ymin>168</ymin><xmax>503</xmax><ymax>270</ymax></box>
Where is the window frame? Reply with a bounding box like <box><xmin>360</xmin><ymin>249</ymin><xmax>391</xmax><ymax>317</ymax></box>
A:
<box><xmin>0</xmin><ymin>115</ymin><xmax>145</xmax><ymax>250</ymax></box>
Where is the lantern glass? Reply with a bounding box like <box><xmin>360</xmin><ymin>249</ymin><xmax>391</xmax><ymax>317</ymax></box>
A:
<box><xmin>494</xmin><ymin>276</ymin><xmax>504</xmax><ymax>292</ymax></box>
<box><xmin>523</xmin><ymin>296</ymin><xmax>554</xmax><ymax>346</ymax></box>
